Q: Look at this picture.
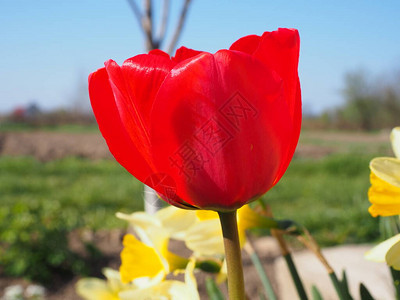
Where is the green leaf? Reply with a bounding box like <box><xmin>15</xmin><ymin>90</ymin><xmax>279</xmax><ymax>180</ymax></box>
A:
<box><xmin>205</xmin><ymin>277</ymin><xmax>225</xmax><ymax>300</ymax></box>
<box><xmin>311</xmin><ymin>285</ymin><xmax>324</xmax><ymax>300</ymax></box>
<box><xmin>196</xmin><ymin>260</ymin><xmax>221</xmax><ymax>273</ymax></box>
<box><xmin>359</xmin><ymin>283</ymin><xmax>375</xmax><ymax>300</ymax></box>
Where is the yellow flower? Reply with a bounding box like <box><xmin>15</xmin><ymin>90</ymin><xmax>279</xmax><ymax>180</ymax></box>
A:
<box><xmin>368</xmin><ymin>127</ymin><xmax>400</xmax><ymax>217</ymax></box>
<box><xmin>120</xmin><ymin>234</ymin><xmax>166</xmax><ymax>283</ymax></box>
<box><xmin>76</xmin><ymin>261</ymin><xmax>199</xmax><ymax>300</ymax></box>
<box><xmin>76</xmin><ymin>268</ymin><xmax>133</xmax><ymax>300</ymax></box>
<box><xmin>386</xmin><ymin>238</ymin><xmax>400</xmax><ymax>270</ymax></box>
<box><xmin>117</xmin><ymin>207</ymin><xmax>194</xmax><ymax>284</ymax></box>
<box><xmin>365</xmin><ymin>233</ymin><xmax>400</xmax><ymax>262</ymax></box>
<box><xmin>117</xmin><ymin>204</ymin><xmax>276</xmax><ymax>286</ymax></box>
<box><xmin>119</xmin><ymin>260</ymin><xmax>199</xmax><ymax>300</ymax></box>
<box><xmin>183</xmin><ymin>204</ymin><xmax>276</xmax><ymax>257</ymax></box>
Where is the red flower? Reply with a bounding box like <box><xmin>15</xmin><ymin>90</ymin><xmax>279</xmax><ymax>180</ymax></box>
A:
<box><xmin>89</xmin><ymin>28</ymin><xmax>301</xmax><ymax>211</ymax></box>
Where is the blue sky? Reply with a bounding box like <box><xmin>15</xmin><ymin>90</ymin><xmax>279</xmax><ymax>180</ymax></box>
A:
<box><xmin>1</xmin><ymin>0</ymin><xmax>399</xmax><ymax>114</ymax></box>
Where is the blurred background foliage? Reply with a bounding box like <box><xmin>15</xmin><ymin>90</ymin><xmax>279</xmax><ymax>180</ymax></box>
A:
<box><xmin>0</xmin><ymin>64</ymin><xmax>399</xmax><ymax>287</ymax></box>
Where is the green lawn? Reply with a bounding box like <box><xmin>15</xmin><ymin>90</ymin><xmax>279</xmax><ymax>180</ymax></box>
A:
<box><xmin>0</xmin><ymin>153</ymin><xmax>380</xmax><ymax>246</ymax></box>
<box><xmin>263</xmin><ymin>153</ymin><xmax>379</xmax><ymax>246</ymax></box>
<box><xmin>0</xmin><ymin>157</ymin><xmax>143</xmax><ymax>230</ymax></box>
<box><xmin>0</xmin><ymin>153</ymin><xmax>382</xmax><ymax>282</ymax></box>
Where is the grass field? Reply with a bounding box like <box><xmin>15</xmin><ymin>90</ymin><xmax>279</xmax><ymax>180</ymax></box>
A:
<box><xmin>0</xmin><ymin>157</ymin><xmax>143</xmax><ymax>230</ymax></box>
<box><xmin>263</xmin><ymin>153</ymin><xmax>379</xmax><ymax>246</ymax></box>
<box><xmin>0</xmin><ymin>152</ymin><xmax>380</xmax><ymax>247</ymax></box>
<box><xmin>0</xmin><ymin>130</ymin><xmax>388</xmax><ymax>283</ymax></box>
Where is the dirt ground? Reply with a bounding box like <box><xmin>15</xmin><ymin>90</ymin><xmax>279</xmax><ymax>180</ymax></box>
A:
<box><xmin>0</xmin><ymin>129</ymin><xmax>392</xmax><ymax>161</ymax></box>
<box><xmin>0</xmin><ymin>129</ymin><xmax>392</xmax><ymax>299</ymax></box>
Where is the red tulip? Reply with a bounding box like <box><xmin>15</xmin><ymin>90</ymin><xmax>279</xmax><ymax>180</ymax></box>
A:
<box><xmin>89</xmin><ymin>28</ymin><xmax>301</xmax><ymax>211</ymax></box>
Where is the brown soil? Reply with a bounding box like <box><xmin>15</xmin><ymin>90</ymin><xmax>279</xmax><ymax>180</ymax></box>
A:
<box><xmin>0</xmin><ymin>131</ymin><xmax>112</xmax><ymax>161</ymax></box>
<box><xmin>0</xmin><ymin>129</ymin><xmax>391</xmax><ymax>161</ymax></box>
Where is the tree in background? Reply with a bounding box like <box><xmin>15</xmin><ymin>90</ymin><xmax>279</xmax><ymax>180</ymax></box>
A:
<box><xmin>324</xmin><ymin>69</ymin><xmax>400</xmax><ymax>131</ymax></box>
<box><xmin>126</xmin><ymin>0</ymin><xmax>192</xmax><ymax>54</ymax></box>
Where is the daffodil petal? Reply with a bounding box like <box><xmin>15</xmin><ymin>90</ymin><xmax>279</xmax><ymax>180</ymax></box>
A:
<box><xmin>391</xmin><ymin>127</ymin><xmax>400</xmax><ymax>159</ymax></box>
<box><xmin>160</xmin><ymin>238</ymin><xmax>189</xmax><ymax>272</ymax></box>
<box><xmin>156</xmin><ymin>206</ymin><xmax>197</xmax><ymax>239</ymax></box>
<box><xmin>370</xmin><ymin>157</ymin><xmax>400</xmax><ymax>188</ymax></box>
<box><xmin>119</xmin><ymin>280</ymin><xmax>198</xmax><ymax>300</ymax></box>
<box><xmin>184</xmin><ymin>260</ymin><xmax>200</xmax><ymax>300</ymax></box>
<box><xmin>76</xmin><ymin>278</ymin><xmax>119</xmax><ymax>300</ymax></box>
<box><xmin>237</xmin><ymin>204</ymin><xmax>278</xmax><ymax>230</ymax></box>
<box><xmin>120</xmin><ymin>234</ymin><xmax>165</xmax><ymax>283</ymax></box>
<box><xmin>102</xmin><ymin>268</ymin><xmax>126</xmax><ymax>293</ymax></box>
<box><xmin>216</xmin><ymin>259</ymin><xmax>227</xmax><ymax>284</ymax></box>
<box><xmin>365</xmin><ymin>234</ymin><xmax>400</xmax><ymax>262</ymax></box>
<box><xmin>116</xmin><ymin>211</ymin><xmax>161</xmax><ymax>228</ymax></box>
<box><xmin>184</xmin><ymin>219</ymin><xmax>225</xmax><ymax>256</ymax></box>
<box><xmin>386</xmin><ymin>240</ymin><xmax>400</xmax><ymax>270</ymax></box>
<box><xmin>368</xmin><ymin>171</ymin><xmax>400</xmax><ymax>217</ymax></box>
<box><xmin>132</xmin><ymin>271</ymin><xmax>165</xmax><ymax>289</ymax></box>
<box><xmin>196</xmin><ymin>210</ymin><xmax>218</xmax><ymax>221</ymax></box>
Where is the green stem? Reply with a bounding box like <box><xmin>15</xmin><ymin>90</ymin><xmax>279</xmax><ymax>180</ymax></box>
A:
<box><xmin>245</xmin><ymin>241</ymin><xmax>277</xmax><ymax>300</ymax></box>
<box><xmin>284</xmin><ymin>253</ymin><xmax>308</xmax><ymax>300</ymax></box>
<box><xmin>391</xmin><ymin>267</ymin><xmax>400</xmax><ymax>300</ymax></box>
<box><xmin>218</xmin><ymin>210</ymin><xmax>245</xmax><ymax>300</ymax></box>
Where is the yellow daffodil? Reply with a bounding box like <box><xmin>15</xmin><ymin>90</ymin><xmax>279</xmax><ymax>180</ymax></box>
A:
<box><xmin>117</xmin><ymin>204</ymin><xmax>277</xmax><ymax>288</ymax></box>
<box><xmin>368</xmin><ymin>127</ymin><xmax>400</xmax><ymax>217</ymax></box>
<box><xmin>118</xmin><ymin>231</ymin><xmax>188</xmax><ymax>284</ymax></box>
<box><xmin>119</xmin><ymin>260</ymin><xmax>199</xmax><ymax>300</ymax></box>
<box><xmin>365</xmin><ymin>233</ymin><xmax>400</xmax><ymax>263</ymax></box>
<box><xmin>76</xmin><ymin>261</ymin><xmax>199</xmax><ymax>300</ymax></box>
<box><xmin>76</xmin><ymin>268</ymin><xmax>134</xmax><ymax>300</ymax></box>
<box><xmin>183</xmin><ymin>204</ymin><xmax>277</xmax><ymax>256</ymax></box>
<box><xmin>386</xmin><ymin>239</ymin><xmax>400</xmax><ymax>270</ymax></box>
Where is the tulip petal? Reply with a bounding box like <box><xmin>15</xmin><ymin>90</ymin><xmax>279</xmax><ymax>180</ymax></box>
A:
<box><xmin>229</xmin><ymin>34</ymin><xmax>262</xmax><ymax>55</ymax></box>
<box><xmin>173</xmin><ymin>46</ymin><xmax>203</xmax><ymax>63</ymax></box>
<box><xmin>104</xmin><ymin>54</ymin><xmax>175</xmax><ymax>164</ymax></box>
<box><xmin>151</xmin><ymin>50</ymin><xmax>292</xmax><ymax>209</ymax></box>
<box><xmin>391</xmin><ymin>127</ymin><xmax>400</xmax><ymax>159</ymax></box>
<box><xmin>274</xmin><ymin>81</ymin><xmax>302</xmax><ymax>185</ymax></box>
<box><xmin>253</xmin><ymin>29</ymin><xmax>302</xmax><ymax>184</ymax></box>
<box><xmin>254</xmin><ymin>28</ymin><xmax>300</xmax><ymax>116</ymax></box>
<box><xmin>88</xmin><ymin>68</ymin><xmax>153</xmax><ymax>183</ymax></box>
<box><xmin>100</xmin><ymin>55</ymin><xmax>197</xmax><ymax>207</ymax></box>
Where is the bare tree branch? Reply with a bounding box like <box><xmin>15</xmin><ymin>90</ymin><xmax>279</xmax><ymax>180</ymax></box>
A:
<box><xmin>167</xmin><ymin>0</ymin><xmax>192</xmax><ymax>55</ymax></box>
<box><xmin>143</xmin><ymin>0</ymin><xmax>154</xmax><ymax>51</ymax></box>
<box><xmin>126</xmin><ymin>0</ymin><xmax>155</xmax><ymax>51</ymax></box>
<box><xmin>156</xmin><ymin>0</ymin><xmax>170</xmax><ymax>48</ymax></box>
<box><xmin>125</xmin><ymin>0</ymin><xmax>143</xmax><ymax>30</ymax></box>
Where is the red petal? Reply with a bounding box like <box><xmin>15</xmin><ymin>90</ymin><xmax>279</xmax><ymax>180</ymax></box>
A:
<box><xmin>104</xmin><ymin>54</ymin><xmax>175</xmax><ymax>166</ymax></box>
<box><xmin>148</xmin><ymin>49</ymin><xmax>171</xmax><ymax>58</ymax></box>
<box><xmin>88</xmin><ymin>68</ymin><xmax>153</xmax><ymax>183</ymax></box>
<box><xmin>229</xmin><ymin>34</ymin><xmax>261</xmax><ymax>55</ymax></box>
<box><xmin>253</xmin><ymin>29</ymin><xmax>302</xmax><ymax>185</ymax></box>
<box><xmin>151</xmin><ymin>50</ymin><xmax>293</xmax><ymax>210</ymax></box>
<box><xmin>254</xmin><ymin>28</ymin><xmax>300</xmax><ymax>120</ymax></box>
<box><xmin>274</xmin><ymin>80</ymin><xmax>302</xmax><ymax>185</ymax></box>
<box><xmin>172</xmin><ymin>46</ymin><xmax>203</xmax><ymax>63</ymax></box>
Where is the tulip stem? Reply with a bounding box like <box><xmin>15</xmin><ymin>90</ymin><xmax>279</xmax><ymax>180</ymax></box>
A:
<box><xmin>218</xmin><ymin>210</ymin><xmax>245</xmax><ymax>300</ymax></box>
